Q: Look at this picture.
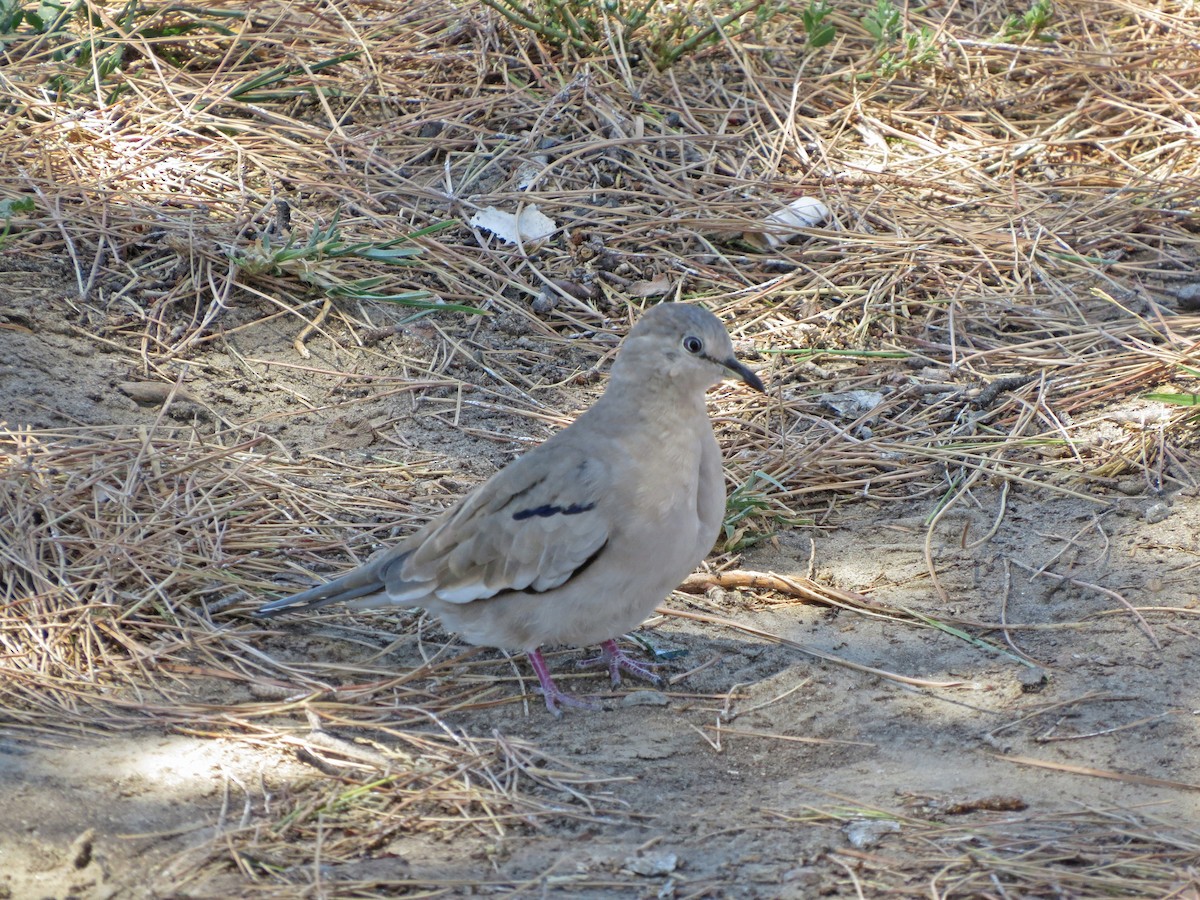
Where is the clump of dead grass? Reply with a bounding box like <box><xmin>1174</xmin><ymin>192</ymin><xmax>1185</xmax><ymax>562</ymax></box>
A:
<box><xmin>0</xmin><ymin>423</ymin><xmax>421</xmax><ymax>726</ymax></box>
<box><xmin>779</xmin><ymin>803</ymin><xmax>1200</xmax><ymax>898</ymax></box>
<box><xmin>4</xmin><ymin>0</ymin><xmax>1199</xmax><ymax>501</ymax></box>
<box><xmin>0</xmin><ymin>422</ymin><xmax>626</xmax><ymax>871</ymax></box>
<box><xmin>167</xmin><ymin>717</ymin><xmax>628</xmax><ymax>894</ymax></box>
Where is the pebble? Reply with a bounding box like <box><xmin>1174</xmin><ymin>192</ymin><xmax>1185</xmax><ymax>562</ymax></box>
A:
<box><xmin>624</xmin><ymin>851</ymin><xmax>678</xmax><ymax>876</ymax></box>
<box><xmin>622</xmin><ymin>690</ymin><xmax>670</xmax><ymax>707</ymax></box>
<box><xmin>844</xmin><ymin>819</ymin><xmax>900</xmax><ymax>849</ymax></box>
<box><xmin>1019</xmin><ymin>668</ymin><xmax>1048</xmax><ymax>693</ymax></box>
<box><xmin>1115</xmin><ymin>479</ymin><xmax>1145</xmax><ymax>496</ymax></box>
<box><xmin>1145</xmin><ymin>502</ymin><xmax>1171</xmax><ymax>524</ymax></box>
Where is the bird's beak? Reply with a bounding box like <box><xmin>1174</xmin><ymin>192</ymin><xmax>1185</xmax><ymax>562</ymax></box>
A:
<box><xmin>723</xmin><ymin>358</ymin><xmax>766</xmax><ymax>393</ymax></box>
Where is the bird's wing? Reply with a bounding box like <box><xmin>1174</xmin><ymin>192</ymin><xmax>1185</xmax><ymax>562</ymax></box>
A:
<box><xmin>381</xmin><ymin>441</ymin><xmax>612</xmax><ymax>605</ymax></box>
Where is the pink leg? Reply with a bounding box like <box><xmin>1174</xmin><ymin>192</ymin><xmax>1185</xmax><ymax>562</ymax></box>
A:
<box><xmin>576</xmin><ymin>639</ymin><xmax>665</xmax><ymax>688</ymax></box>
<box><xmin>526</xmin><ymin>648</ymin><xmax>599</xmax><ymax>717</ymax></box>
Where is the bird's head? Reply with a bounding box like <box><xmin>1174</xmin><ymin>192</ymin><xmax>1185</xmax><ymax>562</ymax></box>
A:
<box><xmin>612</xmin><ymin>303</ymin><xmax>765</xmax><ymax>395</ymax></box>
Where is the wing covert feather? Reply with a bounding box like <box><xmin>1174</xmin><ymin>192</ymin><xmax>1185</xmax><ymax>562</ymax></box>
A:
<box><xmin>382</xmin><ymin>444</ymin><xmax>612</xmax><ymax>605</ymax></box>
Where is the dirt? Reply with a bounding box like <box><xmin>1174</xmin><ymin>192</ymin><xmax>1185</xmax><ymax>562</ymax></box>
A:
<box><xmin>2</xmin><ymin>264</ymin><xmax>1199</xmax><ymax>899</ymax></box>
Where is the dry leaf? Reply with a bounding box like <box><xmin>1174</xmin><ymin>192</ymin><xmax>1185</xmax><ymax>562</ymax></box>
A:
<box><xmin>628</xmin><ymin>274</ymin><xmax>673</xmax><ymax>297</ymax></box>
<box><xmin>118</xmin><ymin>382</ymin><xmax>199</xmax><ymax>405</ymax></box>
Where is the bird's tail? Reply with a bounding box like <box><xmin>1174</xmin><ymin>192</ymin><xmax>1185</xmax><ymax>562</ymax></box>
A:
<box><xmin>254</xmin><ymin>564</ymin><xmax>386</xmax><ymax>617</ymax></box>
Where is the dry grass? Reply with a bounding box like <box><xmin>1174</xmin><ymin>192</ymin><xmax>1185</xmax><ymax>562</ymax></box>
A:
<box><xmin>0</xmin><ymin>423</ymin><xmax>629</xmax><ymax>890</ymax></box>
<box><xmin>777</xmin><ymin>803</ymin><xmax>1200</xmax><ymax>897</ymax></box>
<box><xmin>3</xmin><ymin>0</ymin><xmax>1200</xmax><ymax>892</ymax></box>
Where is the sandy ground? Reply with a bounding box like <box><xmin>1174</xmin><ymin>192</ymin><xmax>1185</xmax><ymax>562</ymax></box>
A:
<box><xmin>2</xmin><ymin>266</ymin><xmax>1199</xmax><ymax>898</ymax></box>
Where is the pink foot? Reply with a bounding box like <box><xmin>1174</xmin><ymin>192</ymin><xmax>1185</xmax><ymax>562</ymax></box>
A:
<box><xmin>576</xmin><ymin>639</ymin><xmax>666</xmax><ymax>688</ymax></box>
<box><xmin>527</xmin><ymin>648</ymin><xmax>599</xmax><ymax>717</ymax></box>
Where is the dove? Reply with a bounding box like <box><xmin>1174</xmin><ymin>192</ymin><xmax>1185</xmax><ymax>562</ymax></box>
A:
<box><xmin>254</xmin><ymin>302</ymin><xmax>765</xmax><ymax>714</ymax></box>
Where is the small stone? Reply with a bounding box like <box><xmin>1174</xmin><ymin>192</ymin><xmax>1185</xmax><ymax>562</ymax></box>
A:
<box><xmin>783</xmin><ymin>866</ymin><xmax>822</xmax><ymax>888</ymax></box>
<box><xmin>633</xmin><ymin>743</ymin><xmax>673</xmax><ymax>760</ymax></box>
<box><xmin>1145</xmin><ymin>502</ymin><xmax>1171</xmax><ymax>524</ymax></box>
<box><xmin>622</xmin><ymin>690</ymin><xmax>670</xmax><ymax>707</ymax></box>
<box><xmin>69</xmin><ymin>828</ymin><xmax>95</xmax><ymax>869</ymax></box>
<box><xmin>624</xmin><ymin>851</ymin><xmax>678</xmax><ymax>877</ymax></box>
<box><xmin>1115</xmin><ymin>479</ymin><xmax>1145</xmax><ymax>496</ymax></box>
<box><xmin>1173</xmin><ymin>282</ymin><xmax>1200</xmax><ymax>310</ymax></box>
<box><xmin>744</xmin><ymin>864</ymin><xmax>780</xmax><ymax>883</ymax></box>
<box><xmin>844</xmin><ymin>819</ymin><xmax>900</xmax><ymax>849</ymax></box>
<box><xmin>1019</xmin><ymin>668</ymin><xmax>1048</xmax><ymax>693</ymax></box>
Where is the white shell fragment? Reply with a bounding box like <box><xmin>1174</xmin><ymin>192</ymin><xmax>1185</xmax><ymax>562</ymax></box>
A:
<box><xmin>468</xmin><ymin>205</ymin><xmax>557</xmax><ymax>244</ymax></box>
<box><xmin>746</xmin><ymin>196</ymin><xmax>830</xmax><ymax>249</ymax></box>
<box><xmin>844</xmin><ymin>818</ymin><xmax>901</xmax><ymax>849</ymax></box>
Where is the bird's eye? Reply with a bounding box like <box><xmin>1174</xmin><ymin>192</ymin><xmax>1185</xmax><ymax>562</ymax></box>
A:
<box><xmin>683</xmin><ymin>336</ymin><xmax>703</xmax><ymax>354</ymax></box>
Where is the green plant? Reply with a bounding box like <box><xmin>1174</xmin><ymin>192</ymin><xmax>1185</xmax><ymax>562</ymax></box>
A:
<box><xmin>1003</xmin><ymin>0</ymin><xmax>1057</xmax><ymax>40</ymax></box>
<box><xmin>761</xmin><ymin>348</ymin><xmax>911</xmax><ymax>360</ymax></box>
<box><xmin>848</xmin><ymin>0</ymin><xmax>939</xmax><ymax>81</ymax></box>
<box><xmin>0</xmin><ymin>197</ymin><xmax>34</xmax><ymax>249</ymax></box>
<box><xmin>0</xmin><ymin>0</ymin><xmax>69</xmax><ymax>37</ymax></box>
<box><xmin>217</xmin><ymin>52</ymin><xmax>361</xmax><ymax>106</ymax></box>
<box><xmin>1146</xmin><ymin>391</ymin><xmax>1200</xmax><ymax>407</ymax></box>
<box><xmin>1</xmin><ymin>0</ymin><xmax>29</xmax><ymax>33</ymax></box>
<box><xmin>876</xmin><ymin>24</ymin><xmax>936</xmax><ymax>77</ymax></box>
<box><xmin>722</xmin><ymin>471</ymin><xmax>807</xmax><ymax>552</ymax></box>
<box><xmin>480</xmin><ymin>0</ymin><xmax>778</xmax><ymax>70</ymax></box>
<box><xmin>861</xmin><ymin>0</ymin><xmax>901</xmax><ymax>46</ymax></box>
<box><xmin>801</xmin><ymin>0</ymin><xmax>835</xmax><ymax>48</ymax></box>
<box><xmin>231</xmin><ymin>218</ymin><xmax>484</xmax><ymax>315</ymax></box>
<box><xmin>1146</xmin><ymin>364</ymin><xmax>1200</xmax><ymax>411</ymax></box>
<box><xmin>0</xmin><ymin>0</ymin><xmax>258</xmax><ymax>100</ymax></box>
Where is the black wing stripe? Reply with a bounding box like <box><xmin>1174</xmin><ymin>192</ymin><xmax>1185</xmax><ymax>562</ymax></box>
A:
<box><xmin>511</xmin><ymin>501</ymin><xmax>596</xmax><ymax>521</ymax></box>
